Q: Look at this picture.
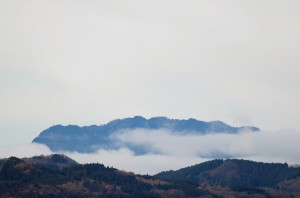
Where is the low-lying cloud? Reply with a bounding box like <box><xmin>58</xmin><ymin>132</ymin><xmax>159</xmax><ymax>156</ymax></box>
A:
<box><xmin>0</xmin><ymin>143</ymin><xmax>52</xmax><ymax>159</ymax></box>
<box><xmin>1</xmin><ymin>129</ymin><xmax>300</xmax><ymax>175</ymax></box>
<box><xmin>113</xmin><ymin>128</ymin><xmax>300</xmax><ymax>164</ymax></box>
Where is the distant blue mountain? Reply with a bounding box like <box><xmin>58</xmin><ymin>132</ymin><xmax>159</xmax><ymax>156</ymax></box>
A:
<box><xmin>32</xmin><ymin>116</ymin><xmax>259</xmax><ymax>153</ymax></box>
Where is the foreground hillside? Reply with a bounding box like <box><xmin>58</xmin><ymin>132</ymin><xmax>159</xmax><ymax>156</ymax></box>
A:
<box><xmin>155</xmin><ymin>159</ymin><xmax>300</xmax><ymax>197</ymax></box>
<box><xmin>1</xmin><ymin>155</ymin><xmax>300</xmax><ymax>197</ymax></box>
<box><xmin>0</xmin><ymin>154</ymin><xmax>208</xmax><ymax>198</ymax></box>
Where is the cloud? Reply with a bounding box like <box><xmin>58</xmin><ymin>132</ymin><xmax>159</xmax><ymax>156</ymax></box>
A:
<box><xmin>68</xmin><ymin>128</ymin><xmax>300</xmax><ymax>174</ymax></box>
<box><xmin>65</xmin><ymin>148</ymin><xmax>207</xmax><ymax>175</ymax></box>
<box><xmin>1</xmin><ymin>129</ymin><xmax>300</xmax><ymax>175</ymax></box>
<box><xmin>0</xmin><ymin>143</ymin><xmax>52</xmax><ymax>159</ymax></box>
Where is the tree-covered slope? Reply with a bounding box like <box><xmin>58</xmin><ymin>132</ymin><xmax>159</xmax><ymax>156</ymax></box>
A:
<box><xmin>0</xmin><ymin>155</ymin><xmax>209</xmax><ymax>198</ymax></box>
<box><xmin>155</xmin><ymin>159</ymin><xmax>300</xmax><ymax>188</ymax></box>
<box><xmin>1</xmin><ymin>155</ymin><xmax>300</xmax><ymax>197</ymax></box>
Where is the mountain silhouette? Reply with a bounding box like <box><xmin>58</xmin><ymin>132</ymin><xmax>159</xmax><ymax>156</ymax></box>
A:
<box><xmin>33</xmin><ymin>116</ymin><xmax>259</xmax><ymax>153</ymax></box>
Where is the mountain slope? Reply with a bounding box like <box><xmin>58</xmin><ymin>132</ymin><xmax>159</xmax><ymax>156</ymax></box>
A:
<box><xmin>1</xmin><ymin>155</ymin><xmax>300</xmax><ymax>197</ymax></box>
<box><xmin>155</xmin><ymin>159</ymin><xmax>300</xmax><ymax>188</ymax></box>
<box><xmin>0</xmin><ymin>155</ymin><xmax>211</xmax><ymax>198</ymax></box>
<box><xmin>32</xmin><ymin>116</ymin><xmax>259</xmax><ymax>153</ymax></box>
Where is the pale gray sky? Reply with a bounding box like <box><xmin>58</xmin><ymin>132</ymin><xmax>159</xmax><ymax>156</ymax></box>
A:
<box><xmin>1</xmin><ymin>0</ymin><xmax>300</xmax><ymax>145</ymax></box>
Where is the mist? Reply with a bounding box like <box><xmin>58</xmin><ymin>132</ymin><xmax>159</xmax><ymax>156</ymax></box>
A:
<box><xmin>1</xmin><ymin>129</ymin><xmax>300</xmax><ymax>175</ymax></box>
<box><xmin>0</xmin><ymin>143</ymin><xmax>52</xmax><ymax>159</ymax></box>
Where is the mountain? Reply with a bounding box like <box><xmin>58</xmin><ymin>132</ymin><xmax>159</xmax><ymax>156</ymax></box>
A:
<box><xmin>32</xmin><ymin>116</ymin><xmax>259</xmax><ymax>153</ymax></box>
<box><xmin>1</xmin><ymin>155</ymin><xmax>299</xmax><ymax>198</ymax></box>
<box><xmin>0</xmin><ymin>154</ymin><xmax>212</xmax><ymax>198</ymax></box>
<box><xmin>155</xmin><ymin>159</ymin><xmax>300</xmax><ymax>189</ymax></box>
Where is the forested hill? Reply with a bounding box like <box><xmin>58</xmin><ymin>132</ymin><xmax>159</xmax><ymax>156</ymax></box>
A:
<box><xmin>155</xmin><ymin>159</ymin><xmax>300</xmax><ymax>188</ymax></box>
<box><xmin>0</xmin><ymin>154</ymin><xmax>207</xmax><ymax>198</ymax></box>
<box><xmin>32</xmin><ymin>116</ymin><xmax>259</xmax><ymax>153</ymax></box>
<box><xmin>1</xmin><ymin>155</ymin><xmax>300</xmax><ymax>197</ymax></box>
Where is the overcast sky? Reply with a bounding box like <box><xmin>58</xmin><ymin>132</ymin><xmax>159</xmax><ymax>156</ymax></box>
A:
<box><xmin>1</xmin><ymin>0</ymin><xmax>300</xmax><ymax>145</ymax></box>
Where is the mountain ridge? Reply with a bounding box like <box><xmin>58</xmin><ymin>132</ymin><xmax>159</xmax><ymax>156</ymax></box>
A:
<box><xmin>155</xmin><ymin>159</ymin><xmax>299</xmax><ymax>187</ymax></box>
<box><xmin>33</xmin><ymin>116</ymin><xmax>260</xmax><ymax>153</ymax></box>
<box><xmin>1</xmin><ymin>155</ymin><xmax>299</xmax><ymax>197</ymax></box>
